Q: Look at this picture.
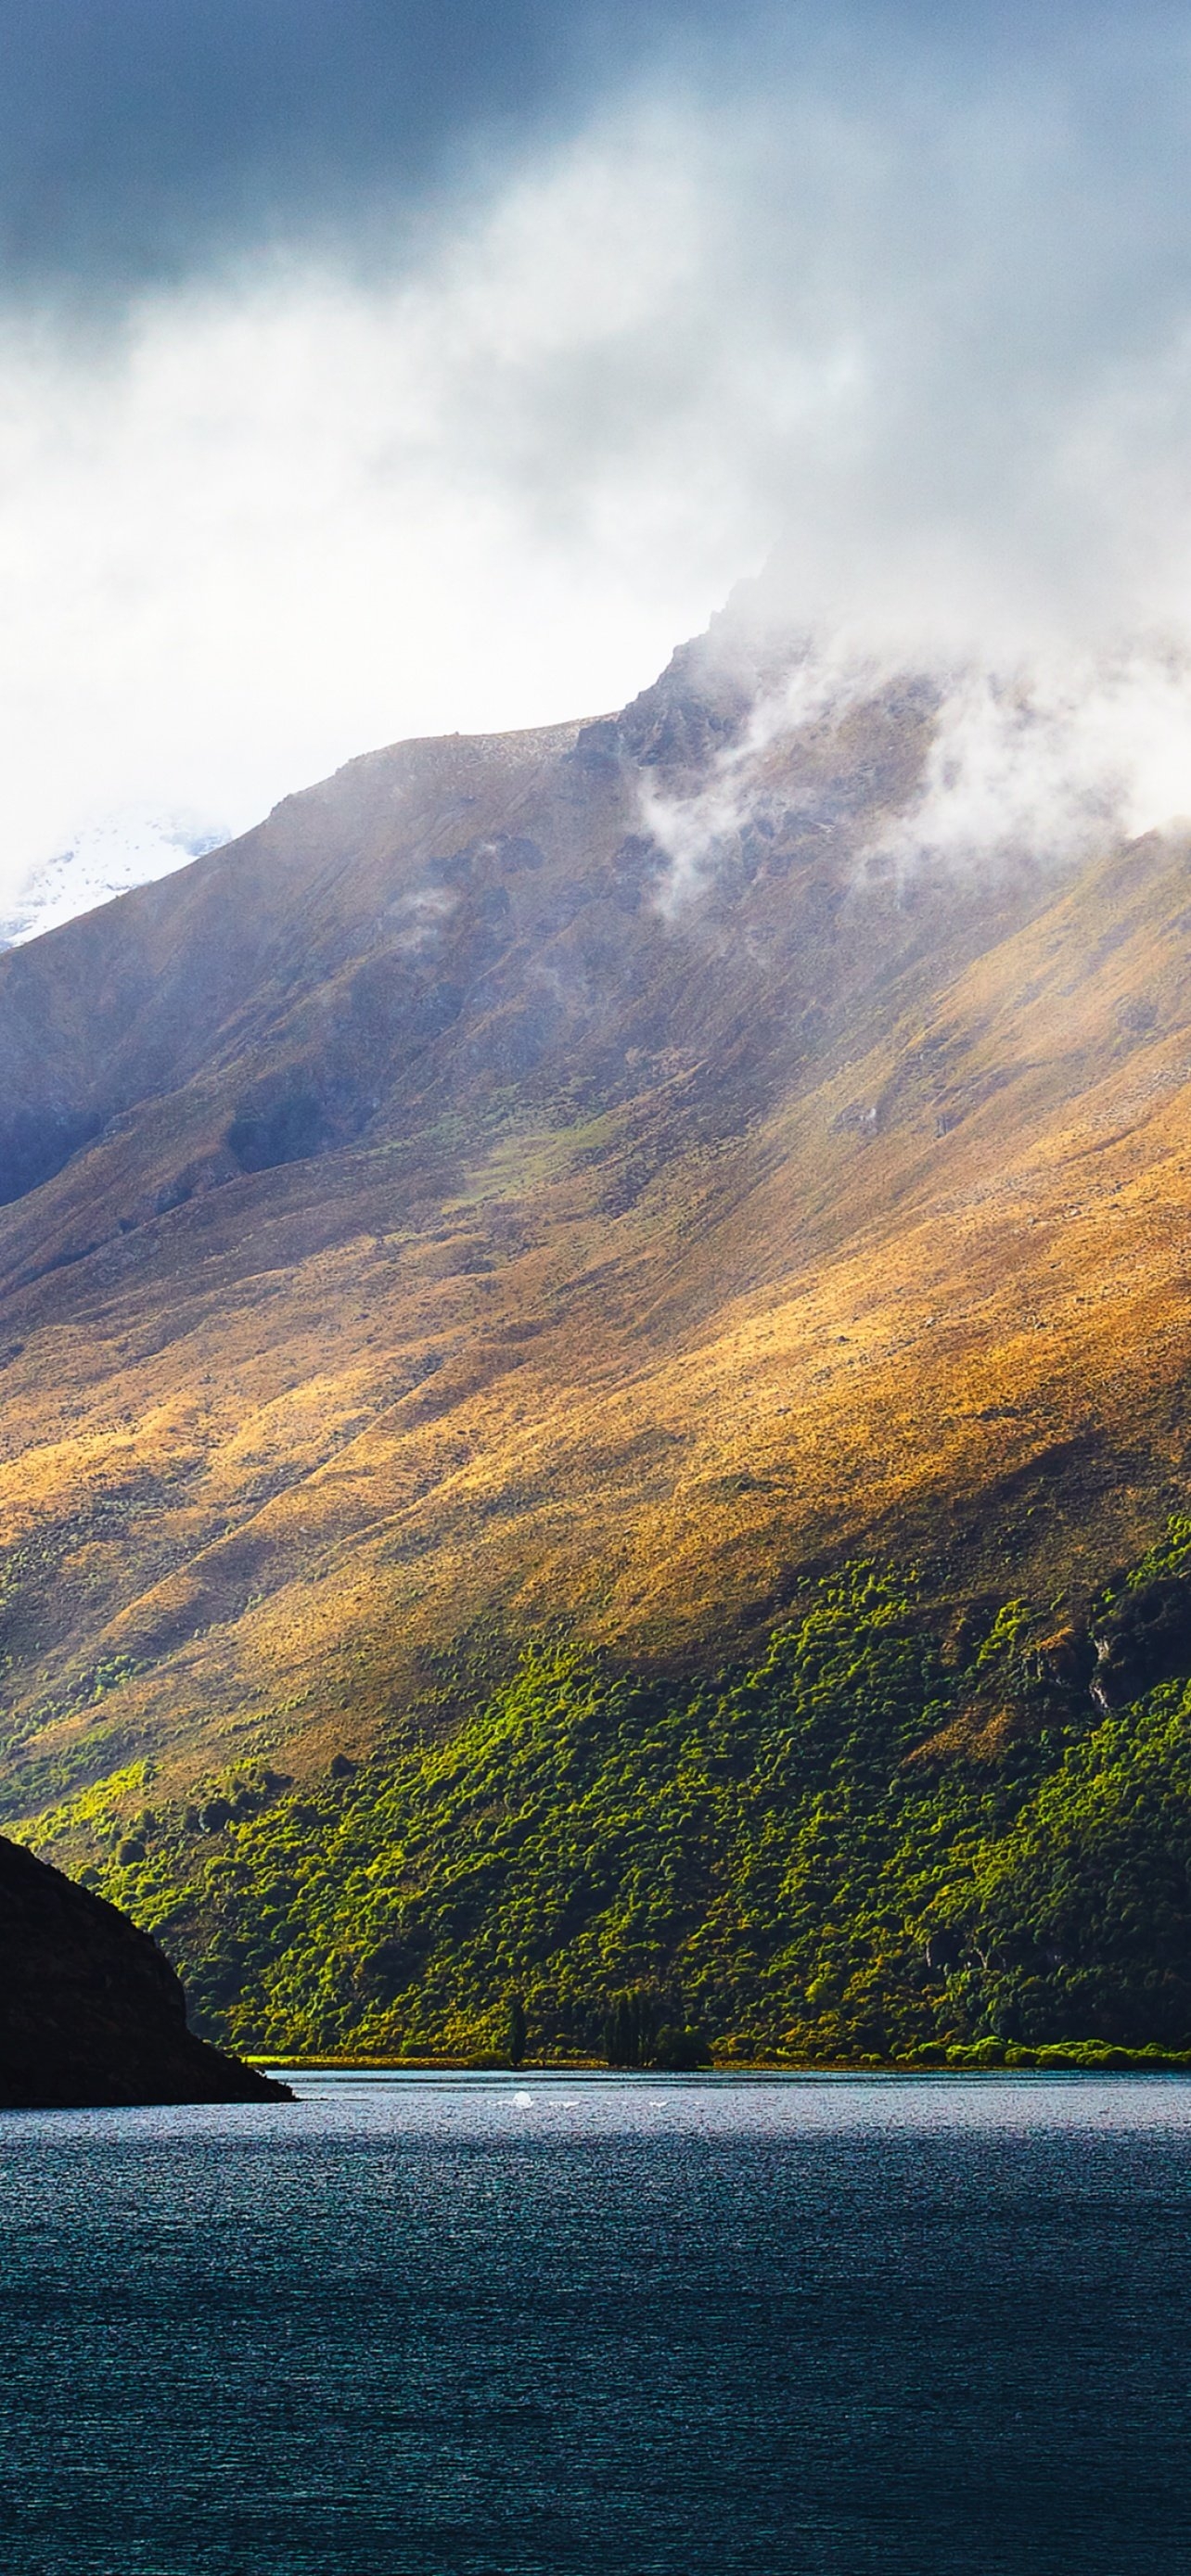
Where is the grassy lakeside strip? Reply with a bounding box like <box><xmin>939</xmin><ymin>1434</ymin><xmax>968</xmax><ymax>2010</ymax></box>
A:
<box><xmin>26</xmin><ymin>1517</ymin><xmax>1191</xmax><ymax>2064</ymax></box>
<box><xmin>252</xmin><ymin>2047</ymin><xmax>1191</xmax><ymax>2073</ymax></box>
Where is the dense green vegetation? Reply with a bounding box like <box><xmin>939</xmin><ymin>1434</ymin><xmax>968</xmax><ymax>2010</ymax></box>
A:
<box><xmin>23</xmin><ymin>1522</ymin><xmax>1191</xmax><ymax>2064</ymax></box>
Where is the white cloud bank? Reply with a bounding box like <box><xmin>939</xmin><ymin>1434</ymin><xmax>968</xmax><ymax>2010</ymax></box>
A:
<box><xmin>8</xmin><ymin>26</ymin><xmax>1191</xmax><ymax>912</ymax></box>
<box><xmin>0</xmin><ymin>107</ymin><xmax>782</xmax><ymax>903</ymax></box>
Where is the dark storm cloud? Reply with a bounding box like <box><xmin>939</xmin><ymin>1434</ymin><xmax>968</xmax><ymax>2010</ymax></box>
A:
<box><xmin>0</xmin><ymin>0</ymin><xmax>1160</xmax><ymax>300</ymax></box>
<box><xmin>0</xmin><ymin>0</ymin><xmax>729</xmax><ymax>295</ymax></box>
<box><xmin>0</xmin><ymin>0</ymin><xmax>569</xmax><ymax>291</ymax></box>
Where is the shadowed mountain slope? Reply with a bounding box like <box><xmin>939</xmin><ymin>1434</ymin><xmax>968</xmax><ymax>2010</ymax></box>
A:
<box><xmin>2</xmin><ymin>594</ymin><xmax>1191</xmax><ymax>1872</ymax></box>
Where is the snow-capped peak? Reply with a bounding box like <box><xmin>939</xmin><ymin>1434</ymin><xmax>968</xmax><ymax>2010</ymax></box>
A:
<box><xmin>0</xmin><ymin>814</ymin><xmax>227</xmax><ymax>949</ymax></box>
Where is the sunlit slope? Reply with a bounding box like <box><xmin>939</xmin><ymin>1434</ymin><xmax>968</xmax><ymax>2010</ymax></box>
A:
<box><xmin>0</xmin><ymin>626</ymin><xmax>1189</xmax><ymax>1825</ymax></box>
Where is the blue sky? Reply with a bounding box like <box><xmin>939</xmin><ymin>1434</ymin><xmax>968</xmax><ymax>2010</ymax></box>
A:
<box><xmin>3</xmin><ymin>1</ymin><xmax>1191</xmax><ymax>903</ymax></box>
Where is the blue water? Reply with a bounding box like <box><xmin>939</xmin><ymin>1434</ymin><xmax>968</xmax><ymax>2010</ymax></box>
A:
<box><xmin>3</xmin><ymin>2073</ymin><xmax>1191</xmax><ymax>2574</ymax></box>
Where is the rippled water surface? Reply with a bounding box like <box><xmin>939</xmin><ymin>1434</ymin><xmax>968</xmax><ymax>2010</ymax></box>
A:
<box><xmin>4</xmin><ymin>2071</ymin><xmax>1191</xmax><ymax>2572</ymax></box>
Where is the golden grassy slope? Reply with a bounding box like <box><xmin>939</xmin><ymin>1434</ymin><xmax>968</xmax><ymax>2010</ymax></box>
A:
<box><xmin>1</xmin><ymin>639</ymin><xmax>1190</xmax><ymax>1824</ymax></box>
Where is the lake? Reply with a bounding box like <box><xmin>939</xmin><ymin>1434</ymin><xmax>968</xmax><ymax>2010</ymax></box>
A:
<box><xmin>2</xmin><ymin>2071</ymin><xmax>1190</xmax><ymax>2573</ymax></box>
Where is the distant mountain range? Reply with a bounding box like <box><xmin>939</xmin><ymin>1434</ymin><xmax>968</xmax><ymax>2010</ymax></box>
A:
<box><xmin>6</xmin><ymin>591</ymin><xmax>1191</xmax><ymax>2059</ymax></box>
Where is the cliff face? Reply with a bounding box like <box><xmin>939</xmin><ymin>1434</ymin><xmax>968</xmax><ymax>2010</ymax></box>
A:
<box><xmin>0</xmin><ymin>594</ymin><xmax>1190</xmax><ymax>1850</ymax></box>
<box><xmin>0</xmin><ymin>1830</ymin><xmax>290</xmax><ymax>2105</ymax></box>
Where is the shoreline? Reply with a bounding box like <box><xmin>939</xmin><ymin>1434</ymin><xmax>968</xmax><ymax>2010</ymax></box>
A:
<box><xmin>250</xmin><ymin>2049</ymin><xmax>1191</xmax><ymax>2077</ymax></box>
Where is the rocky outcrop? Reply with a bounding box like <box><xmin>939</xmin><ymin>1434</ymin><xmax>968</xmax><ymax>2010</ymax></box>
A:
<box><xmin>0</xmin><ymin>1832</ymin><xmax>292</xmax><ymax>2107</ymax></box>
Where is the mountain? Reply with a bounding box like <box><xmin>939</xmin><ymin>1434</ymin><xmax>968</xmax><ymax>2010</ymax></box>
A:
<box><xmin>0</xmin><ymin>1829</ymin><xmax>290</xmax><ymax>2105</ymax></box>
<box><xmin>5</xmin><ymin>588</ymin><xmax>1191</xmax><ymax>2058</ymax></box>
<box><xmin>0</xmin><ymin>819</ymin><xmax>220</xmax><ymax>951</ymax></box>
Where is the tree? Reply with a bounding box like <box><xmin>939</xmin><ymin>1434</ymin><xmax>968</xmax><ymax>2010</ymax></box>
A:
<box><xmin>603</xmin><ymin>1986</ymin><xmax>663</xmax><ymax>2068</ymax></box>
<box><xmin>506</xmin><ymin>1992</ymin><xmax>528</xmax><ymax>2068</ymax></box>
<box><xmin>653</xmin><ymin>2022</ymin><xmax>712</xmax><ymax>2071</ymax></box>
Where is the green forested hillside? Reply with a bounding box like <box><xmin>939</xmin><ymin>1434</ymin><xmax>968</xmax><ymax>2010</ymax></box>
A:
<box><xmin>21</xmin><ymin>1518</ymin><xmax>1191</xmax><ymax>2067</ymax></box>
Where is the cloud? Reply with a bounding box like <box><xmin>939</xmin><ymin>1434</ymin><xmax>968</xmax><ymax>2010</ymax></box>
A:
<box><xmin>0</xmin><ymin>103</ymin><xmax>775</xmax><ymax>896</ymax></box>
<box><xmin>870</xmin><ymin>650</ymin><xmax>1191</xmax><ymax>882</ymax></box>
<box><xmin>644</xmin><ymin>633</ymin><xmax>1191</xmax><ymax>911</ymax></box>
<box><xmin>0</xmin><ymin>0</ymin><xmax>809</xmax><ymax>302</ymax></box>
<box><xmin>0</xmin><ymin>0</ymin><xmax>600</xmax><ymax>300</ymax></box>
<box><xmin>7</xmin><ymin>8</ymin><xmax>1191</xmax><ymax>909</ymax></box>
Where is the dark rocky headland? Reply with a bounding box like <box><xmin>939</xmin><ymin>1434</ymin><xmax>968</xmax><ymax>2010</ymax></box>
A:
<box><xmin>0</xmin><ymin>1830</ymin><xmax>291</xmax><ymax>2106</ymax></box>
